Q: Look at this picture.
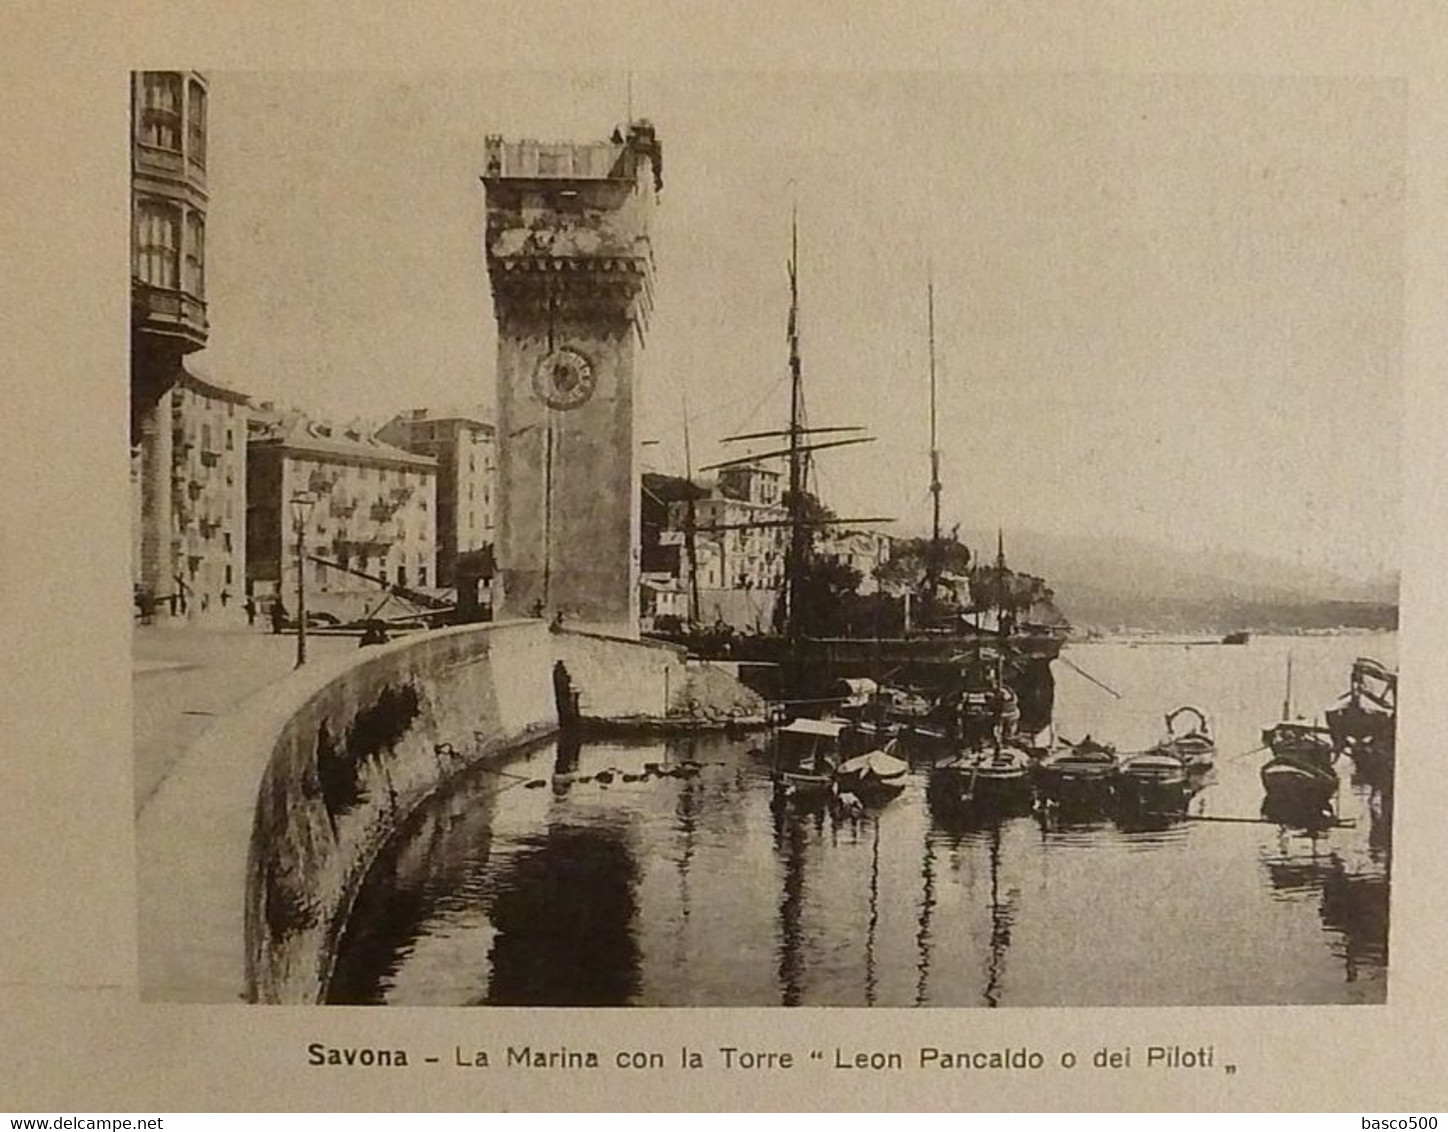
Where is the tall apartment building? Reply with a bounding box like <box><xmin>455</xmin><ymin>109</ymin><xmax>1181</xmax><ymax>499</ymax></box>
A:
<box><xmin>246</xmin><ymin>419</ymin><xmax>437</xmax><ymax>618</ymax></box>
<box><xmin>375</xmin><ymin>408</ymin><xmax>495</xmax><ymax>586</ymax></box>
<box><xmin>167</xmin><ymin>368</ymin><xmax>249</xmax><ymax>614</ymax></box>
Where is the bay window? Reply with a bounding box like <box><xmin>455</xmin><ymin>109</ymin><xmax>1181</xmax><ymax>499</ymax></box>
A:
<box><xmin>186</xmin><ymin>79</ymin><xmax>207</xmax><ymax>168</ymax></box>
<box><xmin>138</xmin><ymin>73</ymin><xmax>182</xmax><ymax>152</ymax></box>
<box><xmin>134</xmin><ymin>199</ymin><xmax>180</xmax><ymax>289</ymax></box>
<box><xmin>184</xmin><ymin>211</ymin><xmax>205</xmax><ymax>297</ymax></box>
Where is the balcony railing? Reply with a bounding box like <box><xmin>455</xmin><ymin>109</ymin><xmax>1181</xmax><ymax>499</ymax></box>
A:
<box><xmin>132</xmin><ymin>281</ymin><xmax>208</xmax><ymax>351</ymax></box>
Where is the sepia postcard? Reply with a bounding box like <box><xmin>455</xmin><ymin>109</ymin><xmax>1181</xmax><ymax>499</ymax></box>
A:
<box><xmin>4</xmin><ymin>0</ymin><xmax>1448</xmax><ymax>1113</ymax></box>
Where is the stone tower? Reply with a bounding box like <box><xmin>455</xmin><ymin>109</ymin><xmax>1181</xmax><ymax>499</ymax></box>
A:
<box><xmin>482</xmin><ymin>123</ymin><xmax>661</xmax><ymax>636</ymax></box>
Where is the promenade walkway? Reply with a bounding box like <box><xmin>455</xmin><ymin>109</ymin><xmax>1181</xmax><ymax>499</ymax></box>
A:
<box><xmin>132</xmin><ymin>622</ymin><xmax>355</xmax><ymax>816</ymax></box>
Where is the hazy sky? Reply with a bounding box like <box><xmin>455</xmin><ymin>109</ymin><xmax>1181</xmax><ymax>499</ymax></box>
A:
<box><xmin>201</xmin><ymin>71</ymin><xmax>1404</xmax><ymax>581</ymax></box>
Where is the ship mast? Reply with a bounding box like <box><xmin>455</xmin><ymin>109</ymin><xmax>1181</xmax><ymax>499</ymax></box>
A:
<box><xmin>925</xmin><ymin>272</ymin><xmax>943</xmax><ymax>620</ymax></box>
<box><xmin>696</xmin><ymin>207</ymin><xmax>886</xmax><ymax>647</ymax></box>
<box><xmin>783</xmin><ymin>206</ymin><xmax>808</xmax><ymax>645</ymax></box>
<box><xmin>682</xmin><ymin>392</ymin><xmax>701</xmax><ymax>627</ymax></box>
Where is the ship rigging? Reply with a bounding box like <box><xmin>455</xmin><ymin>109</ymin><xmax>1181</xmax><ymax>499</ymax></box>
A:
<box><xmin>689</xmin><ymin>206</ymin><xmax>889</xmax><ymax>646</ymax></box>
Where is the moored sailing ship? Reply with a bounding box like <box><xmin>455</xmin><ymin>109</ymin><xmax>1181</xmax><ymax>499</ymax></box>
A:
<box><xmin>649</xmin><ymin>231</ymin><xmax>1069</xmax><ymax>738</ymax></box>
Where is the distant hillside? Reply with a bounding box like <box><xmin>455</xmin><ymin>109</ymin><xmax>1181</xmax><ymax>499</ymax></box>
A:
<box><xmin>951</xmin><ymin>529</ymin><xmax>1398</xmax><ymax>634</ymax></box>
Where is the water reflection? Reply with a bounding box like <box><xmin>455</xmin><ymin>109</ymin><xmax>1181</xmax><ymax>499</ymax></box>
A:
<box><xmin>864</xmin><ymin>817</ymin><xmax>880</xmax><ymax>1007</ymax></box>
<box><xmin>329</xmin><ymin>635</ymin><xmax>1394</xmax><ymax>1008</ymax></box>
<box><xmin>1258</xmin><ymin>782</ymin><xmax>1391</xmax><ymax>987</ymax></box>
<box><xmin>914</xmin><ymin>817</ymin><xmax>935</xmax><ymax>1007</ymax></box>
<box><xmin>772</xmin><ymin>802</ymin><xmax>810</xmax><ymax>1007</ymax></box>
<box><xmin>983</xmin><ymin>825</ymin><xmax>1016</xmax><ymax>1009</ymax></box>
<box><xmin>484</xmin><ymin>824</ymin><xmax>640</xmax><ymax>1005</ymax></box>
<box><xmin>328</xmin><ymin>760</ymin><xmax>512</xmax><ymax>1005</ymax></box>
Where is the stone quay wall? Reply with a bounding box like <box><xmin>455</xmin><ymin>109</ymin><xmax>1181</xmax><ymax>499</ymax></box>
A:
<box><xmin>137</xmin><ymin>621</ymin><xmax>755</xmax><ymax>1005</ymax></box>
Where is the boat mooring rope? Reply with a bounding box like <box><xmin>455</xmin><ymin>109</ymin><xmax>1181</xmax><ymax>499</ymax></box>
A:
<box><xmin>1185</xmin><ymin>813</ymin><xmax>1355</xmax><ymax>829</ymax></box>
<box><xmin>1059</xmin><ymin>656</ymin><xmax>1122</xmax><ymax>699</ymax></box>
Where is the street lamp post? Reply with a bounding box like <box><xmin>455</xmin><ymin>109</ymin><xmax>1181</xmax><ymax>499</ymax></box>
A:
<box><xmin>289</xmin><ymin>491</ymin><xmax>317</xmax><ymax>668</ymax></box>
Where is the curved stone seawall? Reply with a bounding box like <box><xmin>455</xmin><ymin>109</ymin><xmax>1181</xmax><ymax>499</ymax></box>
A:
<box><xmin>137</xmin><ymin>621</ymin><xmax>723</xmax><ymax>1005</ymax></box>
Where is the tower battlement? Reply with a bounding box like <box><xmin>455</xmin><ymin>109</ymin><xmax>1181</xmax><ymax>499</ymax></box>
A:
<box><xmin>484</xmin><ymin>122</ymin><xmax>661</xmax><ymax>189</ymax></box>
<box><xmin>483</xmin><ymin>123</ymin><xmax>660</xmax><ymax>335</ymax></box>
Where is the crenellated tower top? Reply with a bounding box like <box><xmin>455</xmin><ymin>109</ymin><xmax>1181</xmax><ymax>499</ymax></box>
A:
<box><xmin>482</xmin><ymin>122</ymin><xmax>661</xmax><ymax>340</ymax></box>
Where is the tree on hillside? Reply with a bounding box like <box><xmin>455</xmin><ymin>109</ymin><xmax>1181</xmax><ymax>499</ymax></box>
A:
<box><xmin>968</xmin><ymin>564</ymin><xmax>1061</xmax><ymax>620</ymax></box>
<box><xmin>875</xmin><ymin>534</ymin><xmax>972</xmax><ymax>598</ymax></box>
<box><xmin>781</xmin><ymin>487</ymin><xmax>836</xmax><ymax>543</ymax></box>
<box><xmin>793</xmin><ymin>554</ymin><xmax>864</xmax><ymax>637</ymax></box>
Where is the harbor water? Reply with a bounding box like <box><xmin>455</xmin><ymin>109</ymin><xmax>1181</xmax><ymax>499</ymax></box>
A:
<box><xmin>328</xmin><ymin>633</ymin><xmax>1393</xmax><ymax>1007</ymax></box>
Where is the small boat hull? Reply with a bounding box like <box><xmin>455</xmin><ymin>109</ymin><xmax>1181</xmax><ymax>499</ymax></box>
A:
<box><xmin>1158</xmin><ymin>707</ymin><xmax>1216</xmax><ymax>777</ymax></box>
<box><xmin>1115</xmin><ymin>753</ymin><xmax>1190</xmax><ymax>815</ymax></box>
<box><xmin>772</xmin><ymin>770</ymin><xmax>834</xmax><ymax>808</ymax></box>
<box><xmin>1033</xmin><ymin>750</ymin><xmax>1117</xmax><ymax>814</ymax></box>
<box><xmin>1260</xmin><ymin>759</ymin><xmax>1338</xmax><ymax>821</ymax></box>
<box><xmin>834</xmin><ymin>746</ymin><xmax>910</xmax><ymax>805</ymax></box>
<box><xmin>1259</xmin><ymin>721</ymin><xmax>1338</xmax><ymax>822</ymax></box>
<box><xmin>930</xmin><ymin>747</ymin><xmax>1034</xmax><ymax>815</ymax></box>
<box><xmin>1326</xmin><ymin>702</ymin><xmax>1395</xmax><ymax>787</ymax></box>
<box><xmin>835</xmin><ymin>774</ymin><xmax>906</xmax><ymax>805</ymax></box>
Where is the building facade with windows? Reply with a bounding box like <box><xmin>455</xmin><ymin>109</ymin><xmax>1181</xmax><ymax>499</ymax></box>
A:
<box><xmin>375</xmin><ymin>408</ymin><xmax>496</xmax><ymax>587</ymax></box>
<box><xmin>660</xmin><ymin>462</ymin><xmax>786</xmax><ymax>631</ymax></box>
<box><xmin>246</xmin><ymin>420</ymin><xmax>438</xmax><ymax>618</ymax></box>
<box><xmin>131</xmin><ymin>70</ymin><xmax>211</xmax><ymax>611</ymax></box>
<box><xmin>816</xmin><ymin>528</ymin><xmax>892</xmax><ymax>593</ymax></box>
<box><xmin>669</xmin><ymin>463</ymin><xmax>788</xmax><ymax>593</ymax></box>
<box><xmin>167</xmin><ymin>368</ymin><xmax>249</xmax><ymax>616</ymax></box>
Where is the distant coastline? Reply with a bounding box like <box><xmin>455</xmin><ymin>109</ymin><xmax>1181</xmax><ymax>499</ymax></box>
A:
<box><xmin>1059</xmin><ymin>598</ymin><xmax>1397</xmax><ymax>640</ymax></box>
<box><xmin>1069</xmin><ymin>618</ymin><xmax>1398</xmax><ymax>644</ymax></box>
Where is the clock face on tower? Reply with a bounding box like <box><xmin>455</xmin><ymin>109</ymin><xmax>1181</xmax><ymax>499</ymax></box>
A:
<box><xmin>532</xmin><ymin>347</ymin><xmax>597</xmax><ymax>410</ymax></box>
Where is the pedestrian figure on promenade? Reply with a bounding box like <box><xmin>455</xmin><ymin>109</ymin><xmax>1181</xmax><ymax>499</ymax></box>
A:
<box><xmin>220</xmin><ymin>589</ymin><xmax>230</xmax><ymax>608</ymax></box>
<box><xmin>359</xmin><ymin>620</ymin><xmax>389</xmax><ymax>647</ymax></box>
<box><xmin>243</xmin><ymin>597</ymin><xmax>257</xmax><ymax>627</ymax></box>
<box><xmin>168</xmin><ymin>592</ymin><xmax>179</xmax><ymax>616</ymax></box>
<box><xmin>270</xmin><ymin>600</ymin><xmax>287</xmax><ymax>635</ymax></box>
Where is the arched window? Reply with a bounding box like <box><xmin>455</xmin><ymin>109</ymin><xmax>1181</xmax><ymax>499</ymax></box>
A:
<box><xmin>138</xmin><ymin>73</ymin><xmax>182</xmax><ymax>152</ymax></box>
<box><xmin>134</xmin><ymin>199</ymin><xmax>180</xmax><ymax>289</ymax></box>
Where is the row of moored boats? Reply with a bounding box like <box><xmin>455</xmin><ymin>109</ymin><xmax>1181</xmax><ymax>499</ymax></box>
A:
<box><xmin>765</xmin><ymin>703</ymin><xmax>1218</xmax><ymax>818</ymax></box>
<box><xmin>764</xmin><ymin>655</ymin><xmax>1396</xmax><ymax>827</ymax></box>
